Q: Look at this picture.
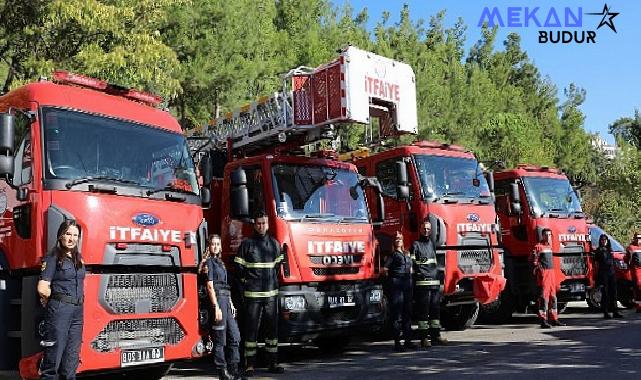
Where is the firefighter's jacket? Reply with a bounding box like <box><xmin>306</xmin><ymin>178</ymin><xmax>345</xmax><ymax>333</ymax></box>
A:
<box><xmin>234</xmin><ymin>232</ymin><xmax>283</xmax><ymax>298</ymax></box>
<box><xmin>411</xmin><ymin>236</ymin><xmax>440</xmax><ymax>288</ymax></box>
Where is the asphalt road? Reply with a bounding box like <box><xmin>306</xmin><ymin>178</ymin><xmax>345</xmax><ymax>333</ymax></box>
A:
<box><xmin>166</xmin><ymin>302</ymin><xmax>641</xmax><ymax>380</ymax></box>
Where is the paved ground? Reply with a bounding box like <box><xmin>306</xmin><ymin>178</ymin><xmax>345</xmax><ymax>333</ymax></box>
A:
<box><xmin>167</xmin><ymin>302</ymin><xmax>641</xmax><ymax>380</ymax></box>
<box><xmin>2</xmin><ymin>302</ymin><xmax>638</xmax><ymax>379</ymax></box>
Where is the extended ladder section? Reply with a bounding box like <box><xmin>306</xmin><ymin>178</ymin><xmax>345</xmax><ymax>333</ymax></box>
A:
<box><xmin>189</xmin><ymin>46</ymin><xmax>418</xmax><ymax>154</ymax></box>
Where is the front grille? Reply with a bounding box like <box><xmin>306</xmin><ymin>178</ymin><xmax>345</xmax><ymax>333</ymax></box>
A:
<box><xmin>312</xmin><ymin>267</ymin><xmax>359</xmax><ymax>276</ymax></box>
<box><xmin>103</xmin><ymin>274</ymin><xmax>180</xmax><ymax>314</ymax></box>
<box><xmin>458</xmin><ymin>249</ymin><xmax>492</xmax><ymax>274</ymax></box>
<box><xmin>91</xmin><ymin>318</ymin><xmax>185</xmax><ymax>353</ymax></box>
<box><xmin>560</xmin><ymin>255</ymin><xmax>587</xmax><ymax>276</ymax></box>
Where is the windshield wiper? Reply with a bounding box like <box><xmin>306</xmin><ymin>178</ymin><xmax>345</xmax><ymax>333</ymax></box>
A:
<box><xmin>301</xmin><ymin>213</ymin><xmax>337</xmax><ymax>221</ymax></box>
<box><xmin>65</xmin><ymin>176</ymin><xmax>139</xmax><ymax>189</ymax></box>
<box><xmin>338</xmin><ymin>216</ymin><xmax>368</xmax><ymax>224</ymax></box>
<box><xmin>147</xmin><ymin>185</ymin><xmax>196</xmax><ymax>196</ymax></box>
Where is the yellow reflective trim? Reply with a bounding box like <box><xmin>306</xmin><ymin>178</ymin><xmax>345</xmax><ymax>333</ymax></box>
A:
<box><xmin>235</xmin><ymin>256</ymin><xmax>282</xmax><ymax>269</ymax></box>
<box><xmin>416</xmin><ymin>258</ymin><xmax>437</xmax><ymax>265</ymax></box>
<box><xmin>416</xmin><ymin>280</ymin><xmax>440</xmax><ymax>286</ymax></box>
<box><xmin>244</xmin><ymin>289</ymin><xmax>279</xmax><ymax>298</ymax></box>
<box><xmin>265</xmin><ymin>338</ymin><xmax>278</xmax><ymax>345</ymax></box>
<box><xmin>245</xmin><ymin>349</ymin><xmax>257</xmax><ymax>357</ymax></box>
<box><xmin>245</xmin><ymin>341</ymin><xmax>257</xmax><ymax>348</ymax></box>
<box><xmin>417</xmin><ymin>320</ymin><xmax>429</xmax><ymax>330</ymax></box>
<box><xmin>410</xmin><ymin>254</ymin><xmax>416</xmax><ymax>260</ymax></box>
<box><xmin>429</xmin><ymin>319</ymin><xmax>441</xmax><ymax>328</ymax></box>
<box><xmin>265</xmin><ymin>347</ymin><xmax>278</xmax><ymax>353</ymax></box>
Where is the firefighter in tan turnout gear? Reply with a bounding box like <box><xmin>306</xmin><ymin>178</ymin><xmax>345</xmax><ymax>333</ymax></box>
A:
<box><xmin>411</xmin><ymin>219</ymin><xmax>447</xmax><ymax>347</ymax></box>
<box><xmin>235</xmin><ymin>212</ymin><xmax>285</xmax><ymax>376</ymax></box>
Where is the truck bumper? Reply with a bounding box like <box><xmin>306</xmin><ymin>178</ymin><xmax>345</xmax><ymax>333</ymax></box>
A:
<box><xmin>277</xmin><ymin>281</ymin><xmax>384</xmax><ymax>342</ymax></box>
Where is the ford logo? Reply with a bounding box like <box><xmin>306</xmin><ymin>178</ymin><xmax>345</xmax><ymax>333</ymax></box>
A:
<box><xmin>467</xmin><ymin>213</ymin><xmax>480</xmax><ymax>222</ymax></box>
<box><xmin>568</xmin><ymin>225</ymin><xmax>577</xmax><ymax>233</ymax></box>
<box><xmin>133</xmin><ymin>213</ymin><xmax>160</xmax><ymax>226</ymax></box>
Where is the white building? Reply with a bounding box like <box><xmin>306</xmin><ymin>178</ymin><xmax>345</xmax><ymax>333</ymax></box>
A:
<box><xmin>591</xmin><ymin>134</ymin><xmax>618</xmax><ymax>159</ymax></box>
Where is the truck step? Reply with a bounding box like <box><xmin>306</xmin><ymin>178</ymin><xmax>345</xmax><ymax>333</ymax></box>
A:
<box><xmin>7</xmin><ymin>330</ymin><xmax>21</xmax><ymax>338</ymax></box>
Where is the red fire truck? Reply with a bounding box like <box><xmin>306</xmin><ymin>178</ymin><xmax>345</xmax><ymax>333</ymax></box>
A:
<box><xmin>0</xmin><ymin>72</ymin><xmax>208</xmax><ymax>378</ymax></box>
<box><xmin>190</xmin><ymin>46</ymin><xmax>418</xmax><ymax>345</ymax></box>
<box><xmin>480</xmin><ymin>164</ymin><xmax>592</xmax><ymax>322</ymax></box>
<box><xmin>349</xmin><ymin>142</ymin><xmax>506</xmax><ymax>330</ymax></box>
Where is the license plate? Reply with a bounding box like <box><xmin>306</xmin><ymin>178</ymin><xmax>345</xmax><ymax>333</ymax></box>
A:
<box><xmin>327</xmin><ymin>294</ymin><xmax>355</xmax><ymax>308</ymax></box>
<box><xmin>121</xmin><ymin>347</ymin><xmax>164</xmax><ymax>367</ymax></box>
<box><xmin>570</xmin><ymin>283</ymin><xmax>585</xmax><ymax>293</ymax></box>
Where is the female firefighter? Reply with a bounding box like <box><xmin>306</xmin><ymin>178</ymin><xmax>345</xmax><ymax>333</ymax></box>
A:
<box><xmin>531</xmin><ymin>229</ymin><xmax>565</xmax><ymax>328</ymax></box>
<box><xmin>594</xmin><ymin>234</ymin><xmax>623</xmax><ymax>319</ymax></box>
<box><xmin>384</xmin><ymin>231</ymin><xmax>416</xmax><ymax>351</ymax></box>
<box><xmin>37</xmin><ymin>220</ymin><xmax>85</xmax><ymax>380</ymax></box>
<box><xmin>625</xmin><ymin>232</ymin><xmax>641</xmax><ymax>313</ymax></box>
<box><xmin>203</xmin><ymin>234</ymin><xmax>242</xmax><ymax>380</ymax></box>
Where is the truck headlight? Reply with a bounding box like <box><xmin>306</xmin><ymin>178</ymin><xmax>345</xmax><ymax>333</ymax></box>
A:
<box><xmin>283</xmin><ymin>296</ymin><xmax>306</xmax><ymax>311</ymax></box>
<box><xmin>368</xmin><ymin>289</ymin><xmax>382</xmax><ymax>303</ymax></box>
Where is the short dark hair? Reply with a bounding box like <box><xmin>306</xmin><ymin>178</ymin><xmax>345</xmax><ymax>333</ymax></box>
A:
<box><xmin>422</xmin><ymin>217</ymin><xmax>431</xmax><ymax>224</ymax></box>
<box><xmin>253</xmin><ymin>210</ymin><xmax>268</xmax><ymax>220</ymax></box>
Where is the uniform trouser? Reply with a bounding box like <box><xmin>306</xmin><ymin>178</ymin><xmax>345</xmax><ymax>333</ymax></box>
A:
<box><xmin>244</xmin><ymin>296</ymin><xmax>278</xmax><ymax>367</ymax></box>
<box><xmin>212</xmin><ymin>291</ymin><xmax>241</xmax><ymax>369</ymax></box>
<box><xmin>414</xmin><ymin>286</ymin><xmax>441</xmax><ymax>339</ymax></box>
<box><xmin>389</xmin><ymin>277</ymin><xmax>412</xmax><ymax>341</ymax></box>
<box><xmin>600</xmin><ymin>274</ymin><xmax>618</xmax><ymax>314</ymax></box>
<box><xmin>40</xmin><ymin>299</ymin><xmax>83</xmax><ymax>380</ymax></box>
<box><xmin>632</xmin><ymin>268</ymin><xmax>641</xmax><ymax>311</ymax></box>
<box><xmin>537</xmin><ymin>269</ymin><xmax>558</xmax><ymax>322</ymax></box>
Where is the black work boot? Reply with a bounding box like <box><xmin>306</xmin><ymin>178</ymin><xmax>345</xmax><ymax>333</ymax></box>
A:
<box><xmin>394</xmin><ymin>339</ymin><xmax>404</xmax><ymax>352</ymax></box>
<box><xmin>431</xmin><ymin>336</ymin><xmax>449</xmax><ymax>345</ymax></box>
<box><xmin>268</xmin><ymin>364</ymin><xmax>285</xmax><ymax>374</ymax></box>
<box><xmin>420</xmin><ymin>338</ymin><xmax>431</xmax><ymax>349</ymax></box>
<box><xmin>404</xmin><ymin>340</ymin><xmax>417</xmax><ymax>350</ymax></box>
<box><xmin>550</xmin><ymin>319</ymin><xmax>566</xmax><ymax>327</ymax></box>
<box><xmin>540</xmin><ymin>320</ymin><xmax>551</xmax><ymax>329</ymax></box>
<box><xmin>613</xmin><ymin>311</ymin><xmax>624</xmax><ymax>318</ymax></box>
<box><xmin>218</xmin><ymin>367</ymin><xmax>233</xmax><ymax>380</ymax></box>
<box><xmin>229</xmin><ymin>364</ymin><xmax>246</xmax><ymax>380</ymax></box>
<box><xmin>604</xmin><ymin>313</ymin><xmax>612</xmax><ymax>319</ymax></box>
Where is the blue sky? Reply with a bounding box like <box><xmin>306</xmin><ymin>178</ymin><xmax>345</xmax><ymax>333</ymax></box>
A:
<box><xmin>340</xmin><ymin>0</ymin><xmax>639</xmax><ymax>144</ymax></box>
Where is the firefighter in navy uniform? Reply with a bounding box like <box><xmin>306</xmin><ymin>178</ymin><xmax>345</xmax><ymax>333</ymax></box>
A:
<box><xmin>37</xmin><ymin>220</ymin><xmax>85</xmax><ymax>380</ymax></box>
<box><xmin>235</xmin><ymin>212</ymin><xmax>284</xmax><ymax>376</ymax></box>
<box><xmin>384</xmin><ymin>231</ymin><xmax>416</xmax><ymax>351</ymax></box>
<box><xmin>411</xmin><ymin>219</ymin><xmax>447</xmax><ymax>348</ymax></box>
<box><xmin>204</xmin><ymin>234</ymin><xmax>243</xmax><ymax>380</ymax></box>
<box><xmin>530</xmin><ymin>229</ymin><xmax>565</xmax><ymax>328</ymax></box>
<box><xmin>594</xmin><ymin>234</ymin><xmax>623</xmax><ymax>319</ymax></box>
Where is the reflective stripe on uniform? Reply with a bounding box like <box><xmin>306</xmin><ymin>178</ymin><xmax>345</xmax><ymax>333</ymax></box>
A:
<box><xmin>410</xmin><ymin>254</ymin><xmax>416</xmax><ymax>260</ymax></box>
<box><xmin>265</xmin><ymin>346</ymin><xmax>278</xmax><ymax>353</ymax></box>
<box><xmin>245</xmin><ymin>341</ymin><xmax>257</xmax><ymax>348</ymax></box>
<box><xmin>429</xmin><ymin>319</ymin><xmax>441</xmax><ymax>328</ymax></box>
<box><xmin>244</xmin><ymin>289</ymin><xmax>279</xmax><ymax>298</ymax></box>
<box><xmin>234</xmin><ymin>256</ymin><xmax>283</xmax><ymax>269</ymax></box>
<box><xmin>245</xmin><ymin>349</ymin><xmax>257</xmax><ymax>357</ymax></box>
<box><xmin>265</xmin><ymin>338</ymin><xmax>278</xmax><ymax>346</ymax></box>
<box><xmin>416</xmin><ymin>280</ymin><xmax>440</xmax><ymax>286</ymax></box>
<box><xmin>417</xmin><ymin>320</ymin><xmax>429</xmax><ymax>330</ymax></box>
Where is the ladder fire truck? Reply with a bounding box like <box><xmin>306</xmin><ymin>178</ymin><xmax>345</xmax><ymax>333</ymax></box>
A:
<box><xmin>190</xmin><ymin>46</ymin><xmax>418</xmax><ymax>345</ymax></box>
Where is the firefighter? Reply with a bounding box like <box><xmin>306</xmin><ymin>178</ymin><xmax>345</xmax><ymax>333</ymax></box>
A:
<box><xmin>37</xmin><ymin>220</ymin><xmax>85</xmax><ymax>380</ymax></box>
<box><xmin>411</xmin><ymin>219</ymin><xmax>447</xmax><ymax>348</ymax></box>
<box><xmin>384</xmin><ymin>231</ymin><xmax>416</xmax><ymax>351</ymax></box>
<box><xmin>594</xmin><ymin>234</ymin><xmax>623</xmax><ymax>319</ymax></box>
<box><xmin>235</xmin><ymin>212</ymin><xmax>284</xmax><ymax>376</ymax></box>
<box><xmin>204</xmin><ymin>234</ymin><xmax>243</xmax><ymax>380</ymax></box>
<box><xmin>626</xmin><ymin>232</ymin><xmax>641</xmax><ymax>313</ymax></box>
<box><xmin>531</xmin><ymin>229</ymin><xmax>565</xmax><ymax>328</ymax></box>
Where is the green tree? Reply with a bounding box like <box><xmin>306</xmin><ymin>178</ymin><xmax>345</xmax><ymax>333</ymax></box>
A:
<box><xmin>609</xmin><ymin>109</ymin><xmax>641</xmax><ymax>150</ymax></box>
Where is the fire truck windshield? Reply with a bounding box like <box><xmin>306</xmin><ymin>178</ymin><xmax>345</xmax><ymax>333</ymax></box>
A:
<box><xmin>42</xmin><ymin>107</ymin><xmax>199</xmax><ymax>194</ymax></box>
<box><xmin>413</xmin><ymin>155</ymin><xmax>490</xmax><ymax>201</ymax></box>
<box><xmin>272</xmin><ymin>164</ymin><xmax>369</xmax><ymax>223</ymax></box>
<box><xmin>522</xmin><ymin>177</ymin><xmax>582</xmax><ymax>216</ymax></box>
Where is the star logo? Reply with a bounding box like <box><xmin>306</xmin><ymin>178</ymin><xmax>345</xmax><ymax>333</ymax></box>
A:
<box><xmin>587</xmin><ymin>4</ymin><xmax>620</xmax><ymax>33</ymax></box>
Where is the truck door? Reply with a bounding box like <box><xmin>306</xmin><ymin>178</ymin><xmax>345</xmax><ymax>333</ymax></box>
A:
<box><xmin>374</xmin><ymin>158</ymin><xmax>410</xmax><ymax>255</ymax></box>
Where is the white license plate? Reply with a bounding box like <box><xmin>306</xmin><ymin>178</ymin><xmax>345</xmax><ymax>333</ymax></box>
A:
<box><xmin>327</xmin><ymin>294</ymin><xmax>355</xmax><ymax>308</ymax></box>
<box><xmin>121</xmin><ymin>347</ymin><xmax>164</xmax><ymax>367</ymax></box>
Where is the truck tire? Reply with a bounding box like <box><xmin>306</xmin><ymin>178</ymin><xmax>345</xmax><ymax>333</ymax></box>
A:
<box><xmin>441</xmin><ymin>303</ymin><xmax>479</xmax><ymax>331</ymax></box>
<box><xmin>478</xmin><ymin>290</ymin><xmax>514</xmax><ymax>324</ymax></box>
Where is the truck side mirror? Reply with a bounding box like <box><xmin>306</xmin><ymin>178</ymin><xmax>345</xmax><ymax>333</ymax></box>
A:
<box><xmin>0</xmin><ymin>113</ymin><xmax>16</xmax><ymax>179</ymax></box>
<box><xmin>230</xmin><ymin>168</ymin><xmax>249</xmax><ymax>218</ymax></box>
<box><xmin>485</xmin><ymin>170</ymin><xmax>495</xmax><ymax>193</ymax></box>
<box><xmin>200</xmin><ymin>153</ymin><xmax>213</xmax><ymax>187</ymax></box>
<box><xmin>360</xmin><ymin>176</ymin><xmax>385</xmax><ymax>228</ymax></box>
<box><xmin>200</xmin><ymin>187</ymin><xmax>211</xmax><ymax>208</ymax></box>
<box><xmin>395</xmin><ymin>160</ymin><xmax>410</xmax><ymax>201</ymax></box>
<box><xmin>509</xmin><ymin>182</ymin><xmax>521</xmax><ymax>215</ymax></box>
